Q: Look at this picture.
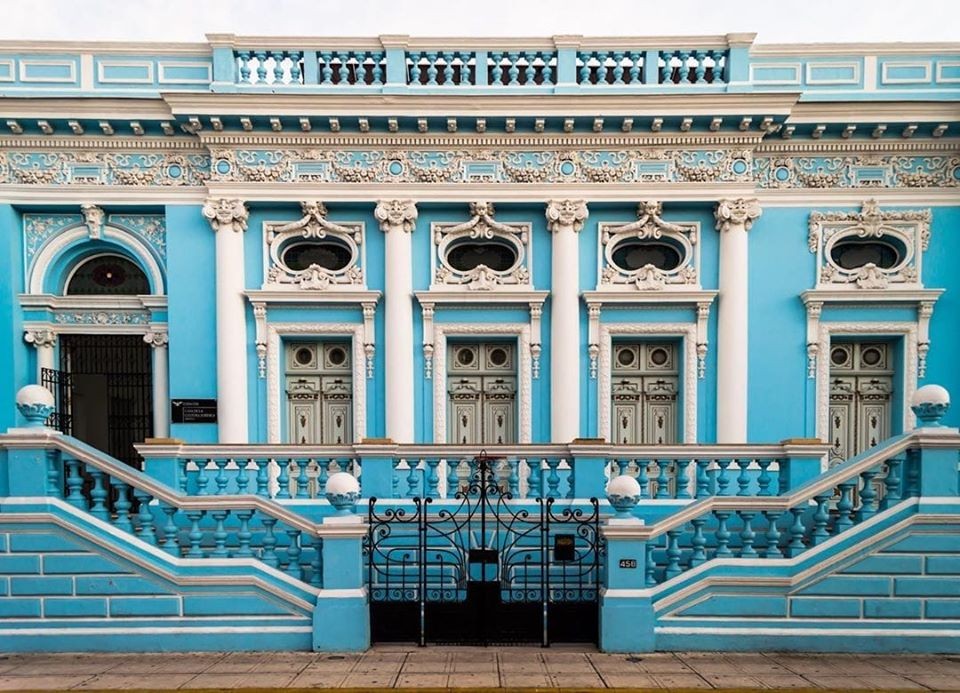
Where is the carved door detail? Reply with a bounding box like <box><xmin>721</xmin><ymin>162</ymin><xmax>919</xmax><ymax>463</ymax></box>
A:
<box><xmin>611</xmin><ymin>342</ymin><xmax>678</xmax><ymax>445</ymax></box>
<box><xmin>447</xmin><ymin>342</ymin><xmax>517</xmax><ymax>445</ymax></box>
<box><xmin>285</xmin><ymin>341</ymin><xmax>353</xmax><ymax>444</ymax></box>
<box><xmin>828</xmin><ymin>342</ymin><xmax>894</xmax><ymax>465</ymax></box>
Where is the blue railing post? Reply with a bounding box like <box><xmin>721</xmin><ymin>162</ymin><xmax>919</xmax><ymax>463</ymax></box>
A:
<box><xmin>553</xmin><ymin>35</ymin><xmax>581</xmax><ymax>90</ymax></box>
<box><xmin>724</xmin><ymin>32</ymin><xmax>756</xmax><ymax>89</ymax></box>
<box><xmin>4</xmin><ymin>436</ymin><xmax>53</xmax><ymax>496</ymax></box>
<box><xmin>207</xmin><ymin>33</ymin><xmax>238</xmax><ymax>91</ymax></box>
<box><xmin>314</xmin><ymin>516</ymin><xmax>369</xmax><ymax>652</ymax></box>
<box><xmin>138</xmin><ymin>440</ymin><xmax>185</xmax><ymax>491</ymax></box>
<box><xmin>601</xmin><ymin>521</ymin><xmax>655</xmax><ymax>652</ymax></box>
<box><xmin>380</xmin><ymin>35</ymin><xmax>409</xmax><ymax>91</ymax></box>
<box><xmin>779</xmin><ymin>440</ymin><xmax>830</xmax><ymax>492</ymax></box>
<box><xmin>356</xmin><ymin>441</ymin><xmax>397</xmax><ymax>499</ymax></box>
<box><xmin>302</xmin><ymin>50</ymin><xmax>319</xmax><ymax>85</ymax></box>
<box><xmin>570</xmin><ymin>439</ymin><xmax>608</xmax><ymax>499</ymax></box>
<box><xmin>642</xmin><ymin>49</ymin><xmax>660</xmax><ymax>84</ymax></box>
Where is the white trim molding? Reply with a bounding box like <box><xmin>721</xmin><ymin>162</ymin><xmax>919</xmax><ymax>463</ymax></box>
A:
<box><xmin>597</xmin><ymin>321</ymin><xmax>699</xmax><ymax>444</ymax></box>
<box><xmin>431</xmin><ymin>321</ymin><xmax>533</xmax><ymax>444</ymax></box>
<box><xmin>265</xmin><ymin>322</ymin><xmax>367</xmax><ymax>444</ymax></box>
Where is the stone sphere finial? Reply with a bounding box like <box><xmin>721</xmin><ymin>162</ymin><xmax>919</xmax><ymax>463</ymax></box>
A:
<box><xmin>15</xmin><ymin>385</ymin><xmax>55</xmax><ymax>428</ymax></box>
<box><xmin>325</xmin><ymin>471</ymin><xmax>361</xmax><ymax>515</ymax></box>
<box><xmin>911</xmin><ymin>384</ymin><xmax>950</xmax><ymax>428</ymax></box>
<box><xmin>606</xmin><ymin>474</ymin><xmax>642</xmax><ymax>519</ymax></box>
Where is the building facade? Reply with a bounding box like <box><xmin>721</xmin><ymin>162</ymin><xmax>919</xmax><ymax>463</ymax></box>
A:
<box><xmin>1</xmin><ymin>33</ymin><xmax>960</xmax><ymax>653</ymax></box>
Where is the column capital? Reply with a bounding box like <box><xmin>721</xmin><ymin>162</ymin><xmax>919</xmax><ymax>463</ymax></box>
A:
<box><xmin>374</xmin><ymin>200</ymin><xmax>418</xmax><ymax>233</ymax></box>
<box><xmin>24</xmin><ymin>329</ymin><xmax>56</xmax><ymax>348</ymax></box>
<box><xmin>546</xmin><ymin>199</ymin><xmax>588</xmax><ymax>232</ymax></box>
<box><xmin>715</xmin><ymin>198</ymin><xmax>762</xmax><ymax>233</ymax></box>
<box><xmin>202</xmin><ymin>198</ymin><xmax>248</xmax><ymax>233</ymax></box>
<box><xmin>143</xmin><ymin>331</ymin><xmax>169</xmax><ymax>348</ymax></box>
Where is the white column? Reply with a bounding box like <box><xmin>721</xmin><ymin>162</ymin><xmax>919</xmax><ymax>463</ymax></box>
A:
<box><xmin>714</xmin><ymin>198</ymin><xmax>761</xmax><ymax>443</ymax></box>
<box><xmin>375</xmin><ymin>200</ymin><xmax>418</xmax><ymax>443</ymax></box>
<box><xmin>144</xmin><ymin>331</ymin><xmax>170</xmax><ymax>438</ymax></box>
<box><xmin>24</xmin><ymin>329</ymin><xmax>57</xmax><ymax>383</ymax></box>
<box><xmin>202</xmin><ymin>198</ymin><xmax>250</xmax><ymax>443</ymax></box>
<box><xmin>546</xmin><ymin>200</ymin><xmax>588</xmax><ymax>443</ymax></box>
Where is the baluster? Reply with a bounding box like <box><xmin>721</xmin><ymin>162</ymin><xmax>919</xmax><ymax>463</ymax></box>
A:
<box><xmin>253</xmin><ymin>459</ymin><xmax>269</xmax><ymax>497</ymax></box>
<box><xmin>391</xmin><ymin>459</ymin><xmax>402</xmax><ymax>498</ymax></box>
<box><xmin>113</xmin><ymin>480</ymin><xmax>133</xmax><ymax>532</ymax></box>
<box><xmin>235</xmin><ymin>459</ymin><xmax>250</xmax><ymax>494</ymax></box>
<box><xmin>161</xmin><ymin>504</ymin><xmax>180</xmax><ymax>556</ymax></box>
<box><xmin>616</xmin><ymin>459</ymin><xmax>630</xmax><ymax>477</ymax></box>
<box><xmin>89</xmin><ymin>470</ymin><xmax>109</xmax><ymax>521</ymax></box>
<box><xmin>507</xmin><ymin>459</ymin><xmax>520</xmax><ymax>498</ymax></box>
<box><xmin>627</xmin><ymin>52</ymin><xmax>641</xmax><ymax>84</ymax></box>
<box><xmin>690</xmin><ymin>518</ymin><xmax>707</xmax><ymax>567</ymax></box>
<box><xmin>655</xmin><ymin>460</ymin><xmax>670</xmax><ymax>499</ymax></box>
<box><xmin>235</xmin><ymin>509</ymin><xmax>254</xmax><ymax>558</ymax></box>
<box><xmin>133</xmin><ymin>488</ymin><xmax>156</xmax><ymax>545</ymax></box>
<box><xmin>540</xmin><ymin>52</ymin><xmax>553</xmax><ymax>84</ymax></box>
<box><xmin>716</xmin><ymin>459</ymin><xmax>732</xmax><ymax>495</ymax></box>
<box><xmin>523</xmin><ymin>53</ymin><xmax>536</xmax><ymax>85</ymax></box>
<box><xmin>882</xmin><ymin>457</ymin><xmax>904</xmax><ymax>509</ymax></box>
<box><xmin>238</xmin><ymin>51</ymin><xmax>252</xmax><ymax>83</ymax></box>
<box><xmin>596</xmin><ymin>52</ymin><xmax>609</xmax><ymax>84</ymax></box>
<box><xmin>612</xmin><ymin>51</ymin><xmax>625</xmax><ymax>84</ymax></box>
<box><xmin>213</xmin><ymin>458</ymin><xmax>228</xmax><ymax>495</ymax></box>
<box><xmin>665</xmin><ymin>529</ymin><xmax>682</xmax><ymax>579</ymax></box>
<box><xmin>185</xmin><ymin>510</ymin><xmax>205</xmax><ymax>558</ymax></box>
<box><xmin>317</xmin><ymin>459</ymin><xmax>330</xmax><ymax>496</ymax></box>
<box><xmin>528</xmin><ymin>459</ymin><xmax>542</xmax><ymax>498</ymax></box>
<box><xmin>645</xmin><ymin>542</ymin><xmax>657</xmax><ymax>586</ymax></box>
<box><xmin>288</xmin><ymin>51</ymin><xmax>302</xmax><ymax>83</ymax></box>
<box><xmin>196</xmin><ymin>459</ymin><xmax>210</xmax><ymax>496</ymax></box>
<box><xmin>757</xmin><ymin>459</ymin><xmax>773</xmax><ymax>496</ymax></box>
<box><xmin>545</xmin><ymin>458</ymin><xmax>561</xmax><ymax>498</ymax></box>
<box><xmin>371</xmin><ymin>52</ymin><xmax>384</xmax><ymax>85</ymax></box>
<box><xmin>637</xmin><ymin>460</ymin><xmax>649</xmax><ymax>498</ymax></box>
<box><xmin>441</xmin><ymin>52</ymin><xmax>454</xmax><ymax>85</ymax></box>
<box><xmin>45</xmin><ymin>449</ymin><xmax>60</xmax><ymax>496</ymax></box>
<box><xmin>320</xmin><ymin>52</ymin><xmax>334</xmax><ymax>84</ymax></box>
<box><xmin>739</xmin><ymin>511</ymin><xmax>757</xmax><ymax>557</ymax></box>
<box><xmin>675</xmin><ymin>460</ymin><xmax>690</xmax><ymax>499</ymax></box>
<box><xmin>425</xmin><ymin>459</ymin><xmax>441</xmax><ymax>498</ymax></box>
<box><xmin>425</xmin><ymin>52</ymin><xmax>439</xmax><ymax>86</ymax></box>
<box><xmin>786</xmin><ymin>507</ymin><xmax>806</xmax><ymax>557</ymax></box>
<box><xmin>490</xmin><ymin>52</ymin><xmax>504</xmax><ymax>85</ymax></box>
<box><xmin>65</xmin><ymin>458</ymin><xmax>86</xmax><ymax>509</ymax></box>
<box><xmin>260</xmin><ymin>517</ymin><xmax>279</xmax><ymax>567</ymax></box>
<box><xmin>695</xmin><ymin>459</ymin><xmax>710</xmax><ymax>499</ymax></box>
<box><xmin>466</xmin><ymin>456</ymin><xmax>480</xmax><ymax>484</ymax></box>
<box><xmin>409</xmin><ymin>52</ymin><xmax>422</xmax><ymax>84</ymax></box>
<box><xmin>296</xmin><ymin>459</ymin><xmax>311</xmax><ymax>498</ymax></box>
<box><xmin>578</xmin><ymin>52</ymin><xmax>591</xmax><ymax>84</ymax></box>
<box><xmin>178</xmin><ymin>458</ymin><xmax>189</xmax><ymax>493</ymax></box>
<box><xmin>836</xmin><ymin>482</ymin><xmax>856</xmax><ymax>532</ymax></box>
<box><xmin>566</xmin><ymin>461</ymin><xmax>575</xmax><ymax>499</ymax></box>
<box><xmin>254</xmin><ymin>51</ymin><xmax>268</xmax><ymax>84</ymax></box>
<box><xmin>858</xmin><ymin>471</ymin><xmax>879</xmax><ymax>521</ymax></box>
<box><xmin>445</xmin><ymin>459</ymin><xmax>459</xmax><ymax>499</ymax></box>
<box><xmin>211</xmin><ymin>510</ymin><xmax>230</xmax><ymax>557</ymax></box>
<box><xmin>714</xmin><ymin>511</ymin><xmax>732</xmax><ymax>557</ymax></box>
<box><xmin>407</xmin><ymin>460</ymin><xmax>420</xmax><ymax>498</ymax></box>
<box><xmin>736</xmin><ymin>459</ymin><xmax>752</xmax><ymax>496</ymax></box>
<box><xmin>273</xmin><ymin>51</ymin><xmax>286</xmax><ymax>83</ymax></box>
<box><xmin>713</xmin><ymin>51</ymin><xmax>727</xmax><ymax>84</ymax></box>
<box><xmin>276</xmin><ymin>459</ymin><xmax>291</xmax><ymax>499</ymax></box>
<box><xmin>679</xmin><ymin>51</ymin><xmax>693</xmax><ymax>83</ymax></box>
<box><xmin>507</xmin><ymin>53</ymin><xmax>520</xmax><ymax>85</ymax></box>
<box><xmin>337</xmin><ymin>52</ymin><xmax>350</xmax><ymax>84</ymax></box>
<box><xmin>285</xmin><ymin>529</ymin><xmax>302</xmax><ymax>579</ymax></box>
<box><xmin>659</xmin><ymin>51</ymin><xmax>672</xmax><ymax>83</ymax></box>
<box><xmin>812</xmin><ymin>494</ymin><xmax>831</xmax><ymax>544</ymax></box>
<box><xmin>309</xmin><ymin>535</ymin><xmax>323</xmax><ymax>587</ymax></box>
<box><xmin>694</xmin><ymin>51</ymin><xmax>707</xmax><ymax>83</ymax></box>
<box><xmin>763</xmin><ymin>510</ymin><xmax>783</xmax><ymax>558</ymax></box>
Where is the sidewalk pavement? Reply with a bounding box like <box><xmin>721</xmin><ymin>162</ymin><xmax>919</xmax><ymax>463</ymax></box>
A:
<box><xmin>2</xmin><ymin>647</ymin><xmax>960</xmax><ymax>691</ymax></box>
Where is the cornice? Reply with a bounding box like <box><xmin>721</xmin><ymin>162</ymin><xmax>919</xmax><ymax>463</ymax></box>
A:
<box><xmin>582</xmin><ymin>290</ymin><xmax>718</xmax><ymax>306</ymax></box>
<box><xmin>162</xmin><ymin>92</ymin><xmax>802</xmax><ymax>118</ymax></box>
<box><xmin>0</xmin><ymin>98</ymin><xmax>175</xmax><ymax>121</ymax></box>
<box><xmin>786</xmin><ymin>102</ymin><xmax>960</xmax><ymax>125</ymax></box>
<box><xmin>800</xmin><ymin>288</ymin><xmax>944</xmax><ymax>305</ymax></box>
<box><xmin>0</xmin><ymin>136</ymin><xmax>203</xmax><ymax>150</ymax></box>
<box><xmin>752</xmin><ymin>41</ymin><xmax>960</xmax><ymax>57</ymax></box>
<box><xmin>755</xmin><ymin>139</ymin><xmax>960</xmax><ymax>154</ymax></box>
<box><xmin>757</xmin><ymin>189</ymin><xmax>960</xmax><ymax>207</ymax></box>
<box><xmin>19</xmin><ymin>294</ymin><xmax>168</xmax><ymax>310</ymax></box>
<box><xmin>414</xmin><ymin>289</ymin><xmax>549</xmax><ymax>306</ymax></box>
<box><xmin>244</xmin><ymin>289</ymin><xmax>381</xmax><ymax>305</ymax></box>
<box><xmin>0</xmin><ymin>39</ymin><xmax>210</xmax><ymax>55</ymax></box>
<box><xmin>0</xmin><ymin>184</ymin><xmax>206</xmax><ymax>205</ymax></box>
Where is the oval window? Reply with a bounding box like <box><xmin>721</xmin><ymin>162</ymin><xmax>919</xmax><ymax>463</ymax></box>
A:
<box><xmin>66</xmin><ymin>255</ymin><xmax>150</xmax><ymax>295</ymax></box>
<box><xmin>446</xmin><ymin>240</ymin><xmax>518</xmax><ymax>273</ymax></box>
<box><xmin>281</xmin><ymin>240</ymin><xmax>352</xmax><ymax>272</ymax></box>
<box><xmin>610</xmin><ymin>240</ymin><xmax>683</xmax><ymax>272</ymax></box>
<box><xmin>829</xmin><ymin>240</ymin><xmax>901</xmax><ymax>271</ymax></box>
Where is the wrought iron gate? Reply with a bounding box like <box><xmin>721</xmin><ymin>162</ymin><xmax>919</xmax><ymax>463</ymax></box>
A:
<box><xmin>366</xmin><ymin>453</ymin><xmax>602</xmax><ymax>646</ymax></box>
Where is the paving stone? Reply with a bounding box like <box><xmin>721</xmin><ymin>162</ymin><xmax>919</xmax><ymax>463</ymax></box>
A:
<box><xmin>101</xmin><ymin>655</ymin><xmax>223</xmax><ymax>675</ymax></box>
<box><xmin>340</xmin><ymin>671</ymin><xmax>399</xmax><ymax>687</ymax></box>
<box><xmin>903</xmin><ymin>674</ymin><xmax>960</xmax><ymax>690</ymax></box>
<box><xmin>0</xmin><ymin>675</ymin><xmax>96</xmax><ymax>690</ymax></box>
<box><xmin>396</xmin><ymin>673</ymin><xmax>449</xmax><ymax>686</ymax></box>
<box><xmin>550</xmin><ymin>672</ymin><xmax>605</xmax><ymax>687</ymax></box>
<box><xmin>402</xmin><ymin>659</ymin><xmax>451</xmax><ymax>673</ymax></box>
<box><xmin>287</xmin><ymin>671</ymin><xmax>347</xmax><ymax>688</ymax></box>
<box><xmin>72</xmin><ymin>673</ymin><xmax>197</xmax><ymax>689</ymax></box>
<box><xmin>498</xmin><ymin>660</ymin><xmax>547</xmax><ymax>673</ymax></box>
<box><xmin>450</xmin><ymin>660</ymin><xmax>499</xmax><ymax>673</ymax></box>
<box><xmin>653</xmin><ymin>673</ymin><xmax>712</xmax><ymax>688</ymax></box>
<box><xmin>805</xmin><ymin>674</ymin><xmax>927</xmax><ymax>689</ymax></box>
<box><xmin>447</xmin><ymin>672</ymin><xmax>501</xmax><ymax>687</ymax></box>
<box><xmin>4</xmin><ymin>661</ymin><xmax>114</xmax><ymax>675</ymax></box>
<box><xmin>701</xmin><ymin>673</ymin><xmax>771</xmax><ymax>688</ymax></box>
<box><xmin>501</xmin><ymin>673</ymin><xmax>554</xmax><ymax>687</ymax></box>
<box><xmin>182</xmin><ymin>672</ymin><xmax>299</xmax><ymax>688</ymax></box>
<box><xmin>599</xmin><ymin>672</ymin><xmax>661</xmax><ymax>688</ymax></box>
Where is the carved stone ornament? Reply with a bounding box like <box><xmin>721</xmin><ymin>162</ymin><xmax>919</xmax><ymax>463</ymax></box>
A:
<box><xmin>714</xmin><ymin>198</ymin><xmax>762</xmax><ymax>232</ymax></box>
<box><xmin>808</xmin><ymin>199</ymin><xmax>930</xmax><ymax>290</ymax></box>
<box><xmin>80</xmin><ymin>204</ymin><xmax>105</xmax><ymax>240</ymax></box>
<box><xmin>545</xmin><ymin>199</ymin><xmax>589</xmax><ymax>232</ymax></box>
<box><xmin>202</xmin><ymin>198</ymin><xmax>248</xmax><ymax>233</ymax></box>
<box><xmin>264</xmin><ymin>201</ymin><xmax>364</xmax><ymax>291</ymax></box>
<box><xmin>433</xmin><ymin>201</ymin><xmax>531</xmax><ymax>291</ymax></box>
<box><xmin>143</xmin><ymin>331</ymin><xmax>169</xmax><ymax>348</ymax></box>
<box><xmin>24</xmin><ymin>329</ymin><xmax>56</xmax><ymax>349</ymax></box>
<box><xmin>374</xmin><ymin>200</ymin><xmax>418</xmax><ymax>233</ymax></box>
<box><xmin>600</xmin><ymin>201</ymin><xmax>699</xmax><ymax>291</ymax></box>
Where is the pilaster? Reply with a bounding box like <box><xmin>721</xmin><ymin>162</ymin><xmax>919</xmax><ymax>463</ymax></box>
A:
<box><xmin>144</xmin><ymin>330</ymin><xmax>170</xmax><ymax>438</ymax></box>
<box><xmin>24</xmin><ymin>329</ymin><xmax>57</xmax><ymax>384</ymax></box>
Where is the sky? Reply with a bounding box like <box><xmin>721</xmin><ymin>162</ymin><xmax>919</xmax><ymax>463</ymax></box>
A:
<box><xmin>1</xmin><ymin>0</ymin><xmax>958</xmax><ymax>43</ymax></box>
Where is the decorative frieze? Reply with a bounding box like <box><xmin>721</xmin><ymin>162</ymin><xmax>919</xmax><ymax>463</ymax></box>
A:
<box><xmin>1</xmin><ymin>150</ymin><xmax>210</xmax><ymax>186</ymax></box>
<box><xmin>755</xmin><ymin>154</ymin><xmax>960</xmax><ymax>189</ymax></box>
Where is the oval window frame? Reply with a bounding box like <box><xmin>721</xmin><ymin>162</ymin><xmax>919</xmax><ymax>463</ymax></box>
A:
<box><xmin>608</xmin><ymin>238</ymin><xmax>686</xmax><ymax>274</ymax></box>
<box><xmin>827</xmin><ymin>236</ymin><xmax>906</xmax><ymax>272</ymax></box>
<box><xmin>279</xmin><ymin>237</ymin><xmax>355</xmax><ymax>273</ymax></box>
<box><xmin>444</xmin><ymin>237</ymin><xmax>521</xmax><ymax>274</ymax></box>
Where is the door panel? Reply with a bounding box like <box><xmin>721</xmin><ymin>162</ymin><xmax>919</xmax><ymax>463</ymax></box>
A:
<box><xmin>828</xmin><ymin>342</ymin><xmax>893</xmax><ymax>465</ymax></box>
<box><xmin>284</xmin><ymin>342</ymin><xmax>352</xmax><ymax>444</ymax></box>
<box><xmin>447</xmin><ymin>343</ymin><xmax>517</xmax><ymax>445</ymax></box>
<box><xmin>611</xmin><ymin>342</ymin><xmax>679</xmax><ymax>444</ymax></box>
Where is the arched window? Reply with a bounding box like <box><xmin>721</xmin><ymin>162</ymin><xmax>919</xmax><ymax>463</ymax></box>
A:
<box><xmin>65</xmin><ymin>254</ymin><xmax>150</xmax><ymax>296</ymax></box>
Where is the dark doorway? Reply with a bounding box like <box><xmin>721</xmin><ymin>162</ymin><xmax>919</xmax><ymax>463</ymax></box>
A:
<box><xmin>43</xmin><ymin>334</ymin><xmax>152</xmax><ymax>468</ymax></box>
